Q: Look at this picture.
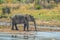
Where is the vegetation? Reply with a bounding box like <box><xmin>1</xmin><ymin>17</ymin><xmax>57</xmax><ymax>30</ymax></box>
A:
<box><xmin>0</xmin><ymin>0</ymin><xmax>3</xmax><ymax>4</ymax></box>
<box><xmin>35</xmin><ymin>5</ymin><xmax>42</xmax><ymax>9</ymax></box>
<box><xmin>0</xmin><ymin>0</ymin><xmax>60</xmax><ymax>21</ymax></box>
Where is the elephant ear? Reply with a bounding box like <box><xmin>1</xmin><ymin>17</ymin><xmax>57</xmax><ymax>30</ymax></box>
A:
<box><xmin>29</xmin><ymin>15</ymin><xmax>35</xmax><ymax>21</ymax></box>
<box><xmin>25</xmin><ymin>14</ymin><xmax>29</xmax><ymax>17</ymax></box>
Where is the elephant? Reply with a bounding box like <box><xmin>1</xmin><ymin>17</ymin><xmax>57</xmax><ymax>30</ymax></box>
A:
<box><xmin>10</xmin><ymin>14</ymin><xmax>37</xmax><ymax>31</ymax></box>
<box><xmin>2</xmin><ymin>6</ymin><xmax>11</xmax><ymax>14</ymax></box>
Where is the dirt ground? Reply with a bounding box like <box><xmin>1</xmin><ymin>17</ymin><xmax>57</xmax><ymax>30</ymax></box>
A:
<box><xmin>0</xmin><ymin>19</ymin><xmax>60</xmax><ymax>32</ymax></box>
<box><xmin>0</xmin><ymin>26</ymin><xmax>60</xmax><ymax>33</ymax></box>
<box><xmin>0</xmin><ymin>19</ymin><xmax>60</xmax><ymax>27</ymax></box>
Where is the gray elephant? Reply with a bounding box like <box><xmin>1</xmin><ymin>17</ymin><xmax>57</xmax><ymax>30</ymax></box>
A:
<box><xmin>2</xmin><ymin>6</ymin><xmax>10</xmax><ymax>14</ymax></box>
<box><xmin>10</xmin><ymin>14</ymin><xmax>37</xmax><ymax>31</ymax></box>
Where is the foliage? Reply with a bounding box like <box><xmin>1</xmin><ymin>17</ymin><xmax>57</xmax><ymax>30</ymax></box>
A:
<box><xmin>0</xmin><ymin>0</ymin><xmax>60</xmax><ymax>21</ymax></box>
<box><xmin>35</xmin><ymin>5</ymin><xmax>42</xmax><ymax>10</ymax></box>
<box><xmin>49</xmin><ymin>3</ymin><xmax>57</xmax><ymax>8</ymax></box>
<box><xmin>0</xmin><ymin>0</ymin><xmax>3</xmax><ymax>4</ymax></box>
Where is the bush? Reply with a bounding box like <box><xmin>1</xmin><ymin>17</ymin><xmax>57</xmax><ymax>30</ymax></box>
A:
<box><xmin>0</xmin><ymin>0</ymin><xmax>3</xmax><ymax>4</ymax></box>
<box><xmin>0</xmin><ymin>14</ymin><xmax>8</xmax><ymax>18</ymax></box>
<box><xmin>35</xmin><ymin>5</ymin><xmax>42</xmax><ymax>10</ymax></box>
<box><xmin>49</xmin><ymin>4</ymin><xmax>57</xmax><ymax>8</ymax></box>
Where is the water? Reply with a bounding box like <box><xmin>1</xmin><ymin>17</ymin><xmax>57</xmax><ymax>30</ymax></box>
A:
<box><xmin>0</xmin><ymin>22</ymin><xmax>60</xmax><ymax>40</ymax></box>
<box><xmin>0</xmin><ymin>32</ymin><xmax>60</xmax><ymax>40</ymax></box>
<box><xmin>0</xmin><ymin>22</ymin><xmax>10</xmax><ymax>26</ymax></box>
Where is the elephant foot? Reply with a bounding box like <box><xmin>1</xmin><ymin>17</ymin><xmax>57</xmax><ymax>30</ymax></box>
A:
<box><xmin>11</xmin><ymin>28</ymin><xmax>14</xmax><ymax>30</ymax></box>
<box><xmin>26</xmin><ymin>30</ymin><xmax>29</xmax><ymax>32</ymax></box>
<box><xmin>35</xmin><ymin>30</ymin><xmax>37</xmax><ymax>31</ymax></box>
<box><xmin>24</xmin><ymin>30</ymin><xmax>29</xmax><ymax>32</ymax></box>
<box><xmin>24</xmin><ymin>30</ymin><xmax>26</xmax><ymax>31</ymax></box>
<box><xmin>16</xmin><ymin>29</ymin><xmax>19</xmax><ymax>30</ymax></box>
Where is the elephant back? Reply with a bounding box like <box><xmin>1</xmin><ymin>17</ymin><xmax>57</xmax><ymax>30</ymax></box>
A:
<box><xmin>11</xmin><ymin>14</ymin><xmax>26</xmax><ymax>24</ymax></box>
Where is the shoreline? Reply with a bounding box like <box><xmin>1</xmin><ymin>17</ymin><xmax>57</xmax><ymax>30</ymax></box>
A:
<box><xmin>0</xmin><ymin>27</ymin><xmax>60</xmax><ymax>33</ymax></box>
<box><xmin>0</xmin><ymin>19</ymin><xmax>60</xmax><ymax>27</ymax></box>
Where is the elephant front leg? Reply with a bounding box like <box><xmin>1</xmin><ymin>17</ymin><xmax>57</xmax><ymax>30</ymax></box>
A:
<box><xmin>24</xmin><ymin>23</ymin><xmax>29</xmax><ymax>31</ymax></box>
<box><xmin>12</xmin><ymin>23</ymin><xmax>15</xmax><ymax>30</ymax></box>
<box><xmin>34</xmin><ymin>20</ymin><xmax>37</xmax><ymax>31</ymax></box>
<box><xmin>24</xmin><ymin>24</ymin><xmax>26</xmax><ymax>31</ymax></box>
<box><xmin>26</xmin><ymin>23</ymin><xmax>29</xmax><ymax>31</ymax></box>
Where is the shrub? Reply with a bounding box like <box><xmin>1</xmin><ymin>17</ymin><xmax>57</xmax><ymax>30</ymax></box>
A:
<box><xmin>47</xmin><ymin>3</ymin><xmax>57</xmax><ymax>9</ymax></box>
<box><xmin>35</xmin><ymin>5</ymin><xmax>42</xmax><ymax>10</ymax></box>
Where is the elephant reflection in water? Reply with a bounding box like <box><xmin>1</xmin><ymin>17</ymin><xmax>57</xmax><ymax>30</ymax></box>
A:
<box><xmin>10</xmin><ymin>14</ymin><xmax>37</xmax><ymax>31</ymax></box>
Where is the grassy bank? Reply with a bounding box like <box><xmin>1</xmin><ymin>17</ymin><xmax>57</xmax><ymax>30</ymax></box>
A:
<box><xmin>0</xmin><ymin>8</ymin><xmax>60</xmax><ymax>21</ymax></box>
<box><xmin>0</xmin><ymin>9</ymin><xmax>59</xmax><ymax>21</ymax></box>
<box><xmin>0</xmin><ymin>4</ymin><xmax>60</xmax><ymax>27</ymax></box>
<box><xmin>10</xmin><ymin>9</ymin><xmax>60</xmax><ymax>21</ymax></box>
<box><xmin>0</xmin><ymin>4</ymin><xmax>60</xmax><ymax>21</ymax></box>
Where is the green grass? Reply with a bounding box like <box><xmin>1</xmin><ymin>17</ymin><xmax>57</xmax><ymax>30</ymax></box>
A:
<box><xmin>0</xmin><ymin>9</ymin><xmax>60</xmax><ymax>21</ymax></box>
<box><xmin>39</xmin><ymin>13</ymin><xmax>60</xmax><ymax>21</ymax></box>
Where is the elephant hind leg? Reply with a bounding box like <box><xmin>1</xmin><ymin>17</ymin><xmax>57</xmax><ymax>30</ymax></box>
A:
<box><xmin>15</xmin><ymin>24</ymin><xmax>19</xmax><ymax>30</ymax></box>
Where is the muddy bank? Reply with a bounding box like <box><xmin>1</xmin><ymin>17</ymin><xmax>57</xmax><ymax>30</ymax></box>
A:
<box><xmin>0</xmin><ymin>26</ymin><xmax>60</xmax><ymax>32</ymax></box>
<box><xmin>35</xmin><ymin>19</ymin><xmax>60</xmax><ymax>27</ymax></box>
<box><xmin>0</xmin><ymin>19</ymin><xmax>60</xmax><ymax>27</ymax></box>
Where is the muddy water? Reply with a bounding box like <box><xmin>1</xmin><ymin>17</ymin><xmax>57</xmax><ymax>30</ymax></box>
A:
<box><xmin>0</xmin><ymin>22</ymin><xmax>60</xmax><ymax>40</ymax></box>
<box><xmin>0</xmin><ymin>32</ymin><xmax>60</xmax><ymax>40</ymax></box>
<box><xmin>0</xmin><ymin>22</ymin><xmax>10</xmax><ymax>26</ymax></box>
